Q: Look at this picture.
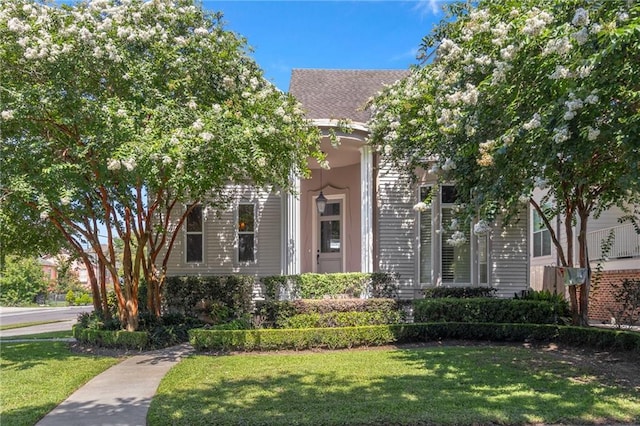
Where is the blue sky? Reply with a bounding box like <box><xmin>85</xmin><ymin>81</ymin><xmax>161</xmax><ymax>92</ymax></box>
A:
<box><xmin>203</xmin><ymin>1</ymin><xmax>446</xmax><ymax>91</ymax></box>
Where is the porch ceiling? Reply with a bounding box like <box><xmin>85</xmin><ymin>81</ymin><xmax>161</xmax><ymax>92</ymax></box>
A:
<box><xmin>309</xmin><ymin>136</ymin><xmax>364</xmax><ymax>169</ymax></box>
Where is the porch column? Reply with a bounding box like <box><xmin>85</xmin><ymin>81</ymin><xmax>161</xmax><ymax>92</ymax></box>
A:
<box><xmin>360</xmin><ymin>146</ymin><xmax>373</xmax><ymax>273</ymax></box>
<box><xmin>281</xmin><ymin>176</ymin><xmax>301</xmax><ymax>275</ymax></box>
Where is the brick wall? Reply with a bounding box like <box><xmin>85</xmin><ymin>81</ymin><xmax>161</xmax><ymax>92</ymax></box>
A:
<box><xmin>589</xmin><ymin>269</ymin><xmax>640</xmax><ymax>323</ymax></box>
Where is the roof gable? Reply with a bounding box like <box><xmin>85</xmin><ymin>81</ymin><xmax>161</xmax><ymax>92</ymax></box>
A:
<box><xmin>289</xmin><ymin>69</ymin><xmax>409</xmax><ymax>123</ymax></box>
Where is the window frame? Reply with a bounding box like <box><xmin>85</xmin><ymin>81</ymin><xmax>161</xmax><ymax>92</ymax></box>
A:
<box><xmin>237</xmin><ymin>202</ymin><xmax>256</xmax><ymax>264</ymax></box>
<box><xmin>532</xmin><ymin>209</ymin><xmax>552</xmax><ymax>257</ymax></box>
<box><xmin>185</xmin><ymin>204</ymin><xmax>204</xmax><ymax>263</ymax></box>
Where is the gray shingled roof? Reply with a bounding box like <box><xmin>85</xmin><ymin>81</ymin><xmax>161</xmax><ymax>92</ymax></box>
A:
<box><xmin>289</xmin><ymin>69</ymin><xmax>409</xmax><ymax>123</ymax></box>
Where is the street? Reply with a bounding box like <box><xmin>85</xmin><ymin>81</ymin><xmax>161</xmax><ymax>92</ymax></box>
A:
<box><xmin>0</xmin><ymin>306</ymin><xmax>94</xmax><ymax>337</ymax></box>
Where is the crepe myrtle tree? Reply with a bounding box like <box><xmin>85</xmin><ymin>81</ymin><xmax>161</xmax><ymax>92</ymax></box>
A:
<box><xmin>368</xmin><ymin>0</ymin><xmax>640</xmax><ymax>326</ymax></box>
<box><xmin>0</xmin><ymin>0</ymin><xmax>321</xmax><ymax>331</ymax></box>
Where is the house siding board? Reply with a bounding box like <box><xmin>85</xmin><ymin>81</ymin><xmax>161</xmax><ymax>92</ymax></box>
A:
<box><xmin>376</xmin><ymin>162</ymin><xmax>417</xmax><ymax>295</ymax></box>
<box><xmin>164</xmin><ymin>187</ymin><xmax>282</xmax><ymax>279</ymax></box>
<box><xmin>491</xmin><ymin>211</ymin><xmax>530</xmax><ymax>298</ymax></box>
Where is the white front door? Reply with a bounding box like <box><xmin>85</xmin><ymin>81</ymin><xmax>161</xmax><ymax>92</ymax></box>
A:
<box><xmin>317</xmin><ymin>200</ymin><xmax>343</xmax><ymax>273</ymax></box>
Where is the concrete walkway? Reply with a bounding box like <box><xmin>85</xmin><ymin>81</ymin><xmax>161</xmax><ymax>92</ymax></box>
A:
<box><xmin>35</xmin><ymin>343</ymin><xmax>194</xmax><ymax>426</ymax></box>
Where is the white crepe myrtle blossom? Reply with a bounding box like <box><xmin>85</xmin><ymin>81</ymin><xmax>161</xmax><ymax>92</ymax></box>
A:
<box><xmin>1</xmin><ymin>110</ymin><xmax>15</xmax><ymax>120</ymax></box>
<box><xmin>413</xmin><ymin>202</ymin><xmax>429</xmax><ymax>212</ymax></box>
<box><xmin>587</xmin><ymin>126</ymin><xmax>600</xmax><ymax>141</ymax></box>
<box><xmin>473</xmin><ymin>220</ymin><xmax>491</xmax><ymax>235</ymax></box>
<box><xmin>107</xmin><ymin>158</ymin><xmax>121</xmax><ymax>170</ymax></box>
<box><xmin>523</xmin><ymin>113</ymin><xmax>541</xmax><ymax>130</ymax></box>
<box><xmin>522</xmin><ymin>8</ymin><xmax>554</xmax><ymax>36</ymax></box>
<box><xmin>571</xmin><ymin>8</ymin><xmax>590</xmax><ymax>27</ymax></box>
<box><xmin>441</xmin><ymin>158</ymin><xmax>456</xmax><ymax>171</ymax></box>
<box><xmin>447</xmin><ymin>231</ymin><xmax>467</xmax><ymax>247</ymax></box>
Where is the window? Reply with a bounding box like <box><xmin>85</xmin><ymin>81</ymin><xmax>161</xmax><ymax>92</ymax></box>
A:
<box><xmin>418</xmin><ymin>186</ymin><xmax>432</xmax><ymax>284</ymax></box>
<box><xmin>533</xmin><ymin>209</ymin><xmax>551</xmax><ymax>257</ymax></box>
<box><xmin>238</xmin><ymin>203</ymin><xmax>255</xmax><ymax>262</ymax></box>
<box><xmin>419</xmin><ymin>185</ymin><xmax>479</xmax><ymax>285</ymax></box>
<box><xmin>441</xmin><ymin>186</ymin><xmax>471</xmax><ymax>284</ymax></box>
<box><xmin>186</xmin><ymin>204</ymin><xmax>203</xmax><ymax>263</ymax></box>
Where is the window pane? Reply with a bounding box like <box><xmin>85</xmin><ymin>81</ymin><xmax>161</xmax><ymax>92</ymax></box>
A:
<box><xmin>186</xmin><ymin>234</ymin><xmax>202</xmax><ymax>263</ymax></box>
<box><xmin>542</xmin><ymin>230</ymin><xmax>551</xmax><ymax>256</ymax></box>
<box><xmin>321</xmin><ymin>202</ymin><xmax>340</xmax><ymax>217</ymax></box>
<box><xmin>239</xmin><ymin>204</ymin><xmax>254</xmax><ymax>232</ymax></box>
<box><xmin>442</xmin><ymin>206</ymin><xmax>471</xmax><ymax>284</ymax></box>
<box><xmin>187</xmin><ymin>205</ymin><xmax>202</xmax><ymax>232</ymax></box>
<box><xmin>320</xmin><ymin>220</ymin><xmax>340</xmax><ymax>253</ymax></box>
<box><xmin>441</xmin><ymin>186</ymin><xmax>457</xmax><ymax>204</ymax></box>
<box><xmin>238</xmin><ymin>234</ymin><xmax>254</xmax><ymax>262</ymax></box>
<box><xmin>478</xmin><ymin>235</ymin><xmax>488</xmax><ymax>284</ymax></box>
<box><xmin>419</xmin><ymin>208</ymin><xmax>432</xmax><ymax>284</ymax></box>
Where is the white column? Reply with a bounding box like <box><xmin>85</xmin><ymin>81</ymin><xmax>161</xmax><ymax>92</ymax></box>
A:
<box><xmin>281</xmin><ymin>176</ymin><xmax>301</xmax><ymax>275</ymax></box>
<box><xmin>360</xmin><ymin>146</ymin><xmax>373</xmax><ymax>273</ymax></box>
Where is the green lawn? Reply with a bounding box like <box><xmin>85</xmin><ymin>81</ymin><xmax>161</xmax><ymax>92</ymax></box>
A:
<box><xmin>0</xmin><ymin>330</ymin><xmax>73</xmax><ymax>341</ymax></box>
<box><xmin>0</xmin><ymin>341</ymin><xmax>120</xmax><ymax>426</ymax></box>
<box><xmin>149</xmin><ymin>345</ymin><xmax>640</xmax><ymax>426</ymax></box>
<box><xmin>0</xmin><ymin>320</ymin><xmax>66</xmax><ymax>331</ymax></box>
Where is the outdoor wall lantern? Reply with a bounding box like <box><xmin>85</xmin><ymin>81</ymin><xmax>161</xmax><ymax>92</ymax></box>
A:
<box><xmin>316</xmin><ymin>191</ymin><xmax>327</xmax><ymax>215</ymax></box>
<box><xmin>316</xmin><ymin>162</ymin><xmax>327</xmax><ymax>214</ymax></box>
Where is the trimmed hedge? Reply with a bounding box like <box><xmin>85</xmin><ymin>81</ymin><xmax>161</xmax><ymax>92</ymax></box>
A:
<box><xmin>163</xmin><ymin>275</ymin><xmax>254</xmax><ymax>318</ymax></box>
<box><xmin>261</xmin><ymin>272</ymin><xmax>399</xmax><ymax>300</ymax></box>
<box><xmin>422</xmin><ymin>286</ymin><xmax>497</xmax><ymax>299</ymax></box>
<box><xmin>413</xmin><ymin>298</ymin><xmax>570</xmax><ymax>324</ymax></box>
<box><xmin>281</xmin><ymin>311</ymin><xmax>404</xmax><ymax>329</ymax></box>
<box><xmin>256</xmin><ymin>298</ymin><xmax>402</xmax><ymax>328</ymax></box>
<box><xmin>72</xmin><ymin>324</ymin><xmax>148</xmax><ymax>350</ymax></box>
<box><xmin>189</xmin><ymin>322</ymin><xmax>640</xmax><ymax>352</ymax></box>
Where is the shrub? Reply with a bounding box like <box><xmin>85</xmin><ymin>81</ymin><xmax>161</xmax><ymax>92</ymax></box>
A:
<box><xmin>256</xmin><ymin>298</ymin><xmax>402</xmax><ymax>328</ymax></box>
<box><xmin>189</xmin><ymin>322</ymin><xmax>640</xmax><ymax>353</ymax></box>
<box><xmin>72</xmin><ymin>324</ymin><xmax>148</xmax><ymax>350</ymax></box>
<box><xmin>163</xmin><ymin>275</ymin><xmax>255</xmax><ymax>319</ymax></box>
<box><xmin>0</xmin><ymin>255</ymin><xmax>48</xmax><ymax>306</ymax></box>
<box><xmin>260</xmin><ymin>272</ymin><xmax>399</xmax><ymax>301</ymax></box>
<box><xmin>422</xmin><ymin>286</ymin><xmax>497</xmax><ymax>299</ymax></box>
<box><xmin>280</xmin><ymin>310</ymin><xmax>403</xmax><ymax>329</ymax></box>
<box><xmin>413</xmin><ymin>298</ymin><xmax>569</xmax><ymax>324</ymax></box>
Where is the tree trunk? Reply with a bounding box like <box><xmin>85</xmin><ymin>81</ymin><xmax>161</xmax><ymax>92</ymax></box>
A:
<box><xmin>577</xmin><ymin>209</ymin><xmax>591</xmax><ymax>326</ymax></box>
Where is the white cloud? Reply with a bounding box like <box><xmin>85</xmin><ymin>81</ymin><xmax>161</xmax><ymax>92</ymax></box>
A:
<box><xmin>412</xmin><ymin>0</ymin><xmax>442</xmax><ymax>17</ymax></box>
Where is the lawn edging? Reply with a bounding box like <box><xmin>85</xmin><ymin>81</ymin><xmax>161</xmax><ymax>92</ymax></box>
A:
<box><xmin>189</xmin><ymin>322</ymin><xmax>640</xmax><ymax>352</ymax></box>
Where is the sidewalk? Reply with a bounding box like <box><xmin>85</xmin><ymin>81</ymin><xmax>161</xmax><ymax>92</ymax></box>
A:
<box><xmin>35</xmin><ymin>343</ymin><xmax>194</xmax><ymax>426</ymax></box>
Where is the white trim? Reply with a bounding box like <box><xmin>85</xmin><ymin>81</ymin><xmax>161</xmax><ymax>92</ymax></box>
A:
<box><xmin>360</xmin><ymin>146</ymin><xmax>373</xmax><ymax>273</ymax></box>
<box><xmin>311</xmin><ymin>119</ymin><xmax>369</xmax><ymax>132</ymax></box>
<box><xmin>312</xmin><ymin>193</ymin><xmax>346</xmax><ymax>273</ymax></box>
<box><xmin>281</xmin><ymin>178</ymin><xmax>301</xmax><ymax>275</ymax></box>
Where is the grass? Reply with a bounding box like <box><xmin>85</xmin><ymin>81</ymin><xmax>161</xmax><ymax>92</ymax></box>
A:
<box><xmin>0</xmin><ymin>330</ymin><xmax>73</xmax><ymax>340</ymax></box>
<box><xmin>149</xmin><ymin>345</ymin><xmax>640</xmax><ymax>426</ymax></box>
<box><xmin>0</xmin><ymin>320</ymin><xmax>66</xmax><ymax>331</ymax></box>
<box><xmin>0</xmin><ymin>341</ymin><xmax>120</xmax><ymax>426</ymax></box>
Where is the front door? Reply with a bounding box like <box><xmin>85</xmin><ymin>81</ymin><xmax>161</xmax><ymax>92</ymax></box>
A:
<box><xmin>317</xmin><ymin>200</ymin><xmax>342</xmax><ymax>273</ymax></box>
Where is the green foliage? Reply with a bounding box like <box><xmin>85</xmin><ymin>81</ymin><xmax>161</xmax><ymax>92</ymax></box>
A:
<box><xmin>280</xmin><ymin>311</ymin><xmax>403</xmax><ymax>329</ymax></box>
<box><xmin>72</xmin><ymin>324</ymin><xmax>148</xmax><ymax>350</ymax></box>
<box><xmin>422</xmin><ymin>286</ymin><xmax>497</xmax><ymax>299</ymax></box>
<box><xmin>0</xmin><ymin>255</ymin><xmax>48</xmax><ymax>306</ymax></box>
<box><xmin>413</xmin><ymin>298</ymin><xmax>570</xmax><ymax>324</ymax></box>
<box><xmin>164</xmin><ymin>275</ymin><xmax>255</xmax><ymax>319</ymax></box>
<box><xmin>260</xmin><ymin>272</ymin><xmax>398</xmax><ymax>300</ymax></box>
<box><xmin>0</xmin><ymin>0</ymin><xmax>321</xmax><ymax>331</ymax></box>
<box><xmin>256</xmin><ymin>298</ymin><xmax>402</xmax><ymax>329</ymax></box>
<box><xmin>189</xmin><ymin>322</ymin><xmax>640</xmax><ymax>352</ymax></box>
<box><xmin>65</xmin><ymin>290</ymin><xmax>93</xmax><ymax>306</ymax></box>
<box><xmin>368</xmin><ymin>0</ymin><xmax>640</xmax><ymax>324</ymax></box>
<box><xmin>189</xmin><ymin>326</ymin><xmax>398</xmax><ymax>351</ymax></box>
<box><xmin>609</xmin><ymin>278</ymin><xmax>640</xmax><ymax>327</ymax></box>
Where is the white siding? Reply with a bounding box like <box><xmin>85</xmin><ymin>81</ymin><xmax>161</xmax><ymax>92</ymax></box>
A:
<box><xmin>376</xmin><ymin>161</ymin><xmax>418</xmax><ymax>298</ymax></box>
<box><xmin>491</xmin><ymin>211</ymin><xmax>530</xmax><ymax>298</ymax></box>
<box><xmin>164</xmin><ymin>186</ymin><xmax>282</xmax><ymax>282</ymax></box>
<box><xmin>376</xmin><ymin>160</ymin><xmax>530</xmax><ymax>299</ymax></box>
